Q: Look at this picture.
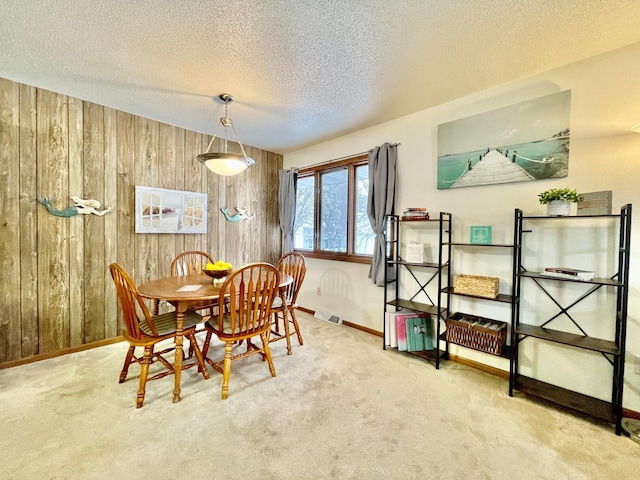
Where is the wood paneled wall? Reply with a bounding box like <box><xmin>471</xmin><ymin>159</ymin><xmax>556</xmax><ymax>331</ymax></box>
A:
<box><xmin>0</xmin><ymin>77</ymin><xmax>283</xmax><ymax>365</ymax></box>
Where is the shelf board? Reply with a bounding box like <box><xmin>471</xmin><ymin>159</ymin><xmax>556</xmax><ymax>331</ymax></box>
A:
<box><xmin>388</xmin><ymin>260</ymin><xmax>441</xmax><ymax>268</ymax></box>
<box><xmin>386</xmin><ymin>347</ymin><xmax>443</xmax><ymax>364</ymax></box>
<box><xmin>522</xmin><ymin>214</ymin><xmax>620</xmax><ymax>220</ymax></box>
<box><xmin>399</xmin><ymin>219</ymin><xmax>439</xmax><ymax>223</ymax></box>
<box><xmin>515</xmin><ymin>324</ymin><xmax>619</xmax><ymax>355</ymax></box>
<box><xmin>386</xmin><ymin>299</ymin><xmax>445</xmax><ymax>316</ymax></box>
<box><xmin>513</xmin><ymin>374</ymin><xmax>616</xmax><ymax>423</ymax></box>
<box><xmin>519</xmin><ymin>271</ymin><xmax>620</xmax><ymax>286</ymax></box>
<box><xmin>441</xmin><ymin>286</ymin><xmax>514</xmax><ymax>303</ymax></box>
<box><xmin>446</xmin><ymin>242</ymin><xmax>514</xmax><ymax>248</ymax></box>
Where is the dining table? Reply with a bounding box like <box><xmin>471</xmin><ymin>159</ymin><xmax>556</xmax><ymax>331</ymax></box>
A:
<box><xmin>137</xmin><ymin>271</ymin><xmax>293</xmax><ymax>403</ymax></box>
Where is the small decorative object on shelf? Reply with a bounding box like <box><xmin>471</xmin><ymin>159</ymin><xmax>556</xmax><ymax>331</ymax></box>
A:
<box><xmin>406</xmin><ymin>241</ymin><xmax>424</xmax><ymax>263</ymax></box>
<box><xmin>538</xmin><ymin>187</ymin><xmax>582</xmax><ymax>216</ymax></box>
<box><xmin>577</xmin><ymin>190</ymin><xmax>612</xmax><ymax>216</ymax></box>
<box><xmin>470</xmin><ymin>226</ymin><xmax>492</xmax><ymax>244</ymax></box>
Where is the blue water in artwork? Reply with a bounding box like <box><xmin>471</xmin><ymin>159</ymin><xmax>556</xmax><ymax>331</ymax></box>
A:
<box><xmin>437</xmin><ymin>136</ymin><xmax>569</xmax><ymax>189</ymax></box>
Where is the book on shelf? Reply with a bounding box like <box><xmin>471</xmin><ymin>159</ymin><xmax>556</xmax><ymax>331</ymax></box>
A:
<box><xmin>403</xmin><ymin>207</ymin><xmax>427</xmax><ymax>212</ymax></box>
<box><xmin>401</xmin><ymin>208</ymin><xmax>429</xmax><ymax>221</ymax></box>
<box><xmin>405</xmin><ymin>314</ymin><xmax>433</xmax><ymax>352</ymax></box>
<box><xmin>542</xmin><ymin>267</ymin><xmax>595</xmax><ymax>280</ymax></box>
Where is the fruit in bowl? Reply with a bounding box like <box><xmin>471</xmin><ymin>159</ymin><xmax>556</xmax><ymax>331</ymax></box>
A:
<box><xmin>203</xmin><ymin>260</ymin><xmax>233</xmax><ymax>280</ymax></box>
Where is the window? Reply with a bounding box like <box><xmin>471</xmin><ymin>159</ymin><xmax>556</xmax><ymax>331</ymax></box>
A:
<box><xmin>293</xmin><ymin>154</ymin><xmax>375</xmax><ymax>263</ymax></box>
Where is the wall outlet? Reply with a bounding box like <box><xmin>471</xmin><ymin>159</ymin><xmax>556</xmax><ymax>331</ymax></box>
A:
<box><xmin>316</xmin><ymin>286</ymin><xmax>321</xmax><ymax>296</ymax></box>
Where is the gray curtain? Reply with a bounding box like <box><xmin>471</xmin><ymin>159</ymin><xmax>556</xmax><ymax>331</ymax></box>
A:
<box><xmin>278</xmin><ymin>168</ymin><xmax>298</xmax><ymax>255</ymax></box>
<box><xmin>367</xmin><ymin>143</ymin><xmax>397</xmax><ymax>286</ymax></box>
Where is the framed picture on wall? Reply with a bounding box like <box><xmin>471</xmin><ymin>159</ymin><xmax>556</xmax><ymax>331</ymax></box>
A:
<box><xmin>135</xmin><ymin>186</ymin><xmax>207</xmax><ymax>234</ymax></box>
<box><xmin>437</xmin><ymin>90</ymin><xmax>571</xmax><ymax>190</ymax></box>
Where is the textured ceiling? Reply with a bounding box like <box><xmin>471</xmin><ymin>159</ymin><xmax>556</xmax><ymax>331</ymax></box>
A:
<box><xmin>2</xmin><ymin>1</ymin><xmax>640</xmax><ymax>154</ymax></box>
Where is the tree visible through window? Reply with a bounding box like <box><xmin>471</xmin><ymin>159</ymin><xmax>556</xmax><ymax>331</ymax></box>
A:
<box><xmin>293</xmin><ymin>154</ymin><xmax>375</xmax><ymax>263</ymax></box>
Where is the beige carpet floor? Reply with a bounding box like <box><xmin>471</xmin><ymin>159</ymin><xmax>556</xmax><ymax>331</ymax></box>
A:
<box><xmin>1</xmin><ymin>311</ymin><xmax>639</xmax><ymax>479</ymax></box>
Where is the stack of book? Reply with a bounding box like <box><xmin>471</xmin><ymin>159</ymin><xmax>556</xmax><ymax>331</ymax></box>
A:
<box><xmin>384</xmin><ymin>311</ymin><xmax>433</xmax><ymax>352</ymax></box>
<box><xmin>401</xmin><ymin>208</ymin><xmax>429</xmax><ymax>221</ymax></box>
<box><xmin>541</xmin><ymin>267</ymin><xmax>595</xmax><ymax>281</ymax></box>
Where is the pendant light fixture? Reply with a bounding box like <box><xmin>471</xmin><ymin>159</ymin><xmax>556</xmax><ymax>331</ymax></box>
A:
<box><xmin>197</xmin><ymin>93</ymin><xmax>255</xmax><ymax>176</ymax></box>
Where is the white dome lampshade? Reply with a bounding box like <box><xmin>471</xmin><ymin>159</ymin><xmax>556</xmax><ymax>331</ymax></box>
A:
<box><xmin>197</xmin><ymin>93</ymin><xmax>256</xmax><ymax>176</ymax></box>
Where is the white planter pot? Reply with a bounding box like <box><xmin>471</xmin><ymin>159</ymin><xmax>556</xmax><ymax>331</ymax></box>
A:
<box><xmin>546</xmin><ymin>200</ymin><xmax>571</xmax><ymax>216</ymax></box>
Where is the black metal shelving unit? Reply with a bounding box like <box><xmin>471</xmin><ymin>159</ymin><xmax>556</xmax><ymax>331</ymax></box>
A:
<box><xmin>510</xmin><ymin>205</ymin><xmax>632</xmax><ymax>435</ymax></box>
<box><xmin>439</xmin><ymin>239</ymin><xmax>517</xmax><ymax>361</ymax></box>
<box><xmin>383</xmin><ymin>212</ymin><xmax>451</xmax><ymax>368</ymax></box>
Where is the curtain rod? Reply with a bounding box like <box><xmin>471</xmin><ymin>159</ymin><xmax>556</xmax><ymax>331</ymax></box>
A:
<box><xmin>297</xmin><ymin>142</ymin><xmax>401</xmax><ymax>169</ymax></box>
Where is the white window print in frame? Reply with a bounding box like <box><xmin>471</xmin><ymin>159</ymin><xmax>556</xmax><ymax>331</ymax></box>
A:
<box><xmin>135</xmin><ymin>186</ymin><xmax>207</xmax><ymax>234</ymax></box>
<box><xmin>437</xmin><ymin>90</ymin><xmax>571</xmax><ymax>189</ymax></box>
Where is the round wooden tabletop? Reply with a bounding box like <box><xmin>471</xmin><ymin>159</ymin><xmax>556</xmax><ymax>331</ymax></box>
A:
<box><xmin>138</xmin><ymin>274</ymin><xmax>220</xmax><ymax>302</ymax></box>
<box><xmin>138</xmin><ymin>273</ymin><xmax>293</xmax><ymax>302</ymax></box>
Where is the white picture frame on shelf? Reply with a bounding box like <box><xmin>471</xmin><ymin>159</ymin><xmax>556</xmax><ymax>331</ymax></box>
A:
<box><xmin>577</xmin><ymin>190</ymin><xmax>612</xmax><ymax>216</ymax></box>
<box><xmin>406</xmin><ymin>241</ymin><xmax>424</xmax><ymax>263</ymax></box>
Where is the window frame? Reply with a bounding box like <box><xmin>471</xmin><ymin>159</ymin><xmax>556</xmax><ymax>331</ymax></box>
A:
<box><xmin>294</xmin><ymin>153</ymin><xmax>372</xmax><ymax>264</ymax></box>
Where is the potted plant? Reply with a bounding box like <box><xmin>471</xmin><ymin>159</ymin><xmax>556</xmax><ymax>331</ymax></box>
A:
<box><xmin>538</xmin><ymin>187</ymin><xmax>582</xmax><ymax>216</ymax></box>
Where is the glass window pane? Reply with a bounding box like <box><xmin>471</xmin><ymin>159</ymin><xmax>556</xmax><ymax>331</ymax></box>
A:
<box><xmin>294</xmin><ymin>176</ymin><xmax>315</xmax><ymax>250</ymax></box>
<box><xmin>320</xmin><ymin>169</ymin><xmax>347</xmax><ymax>252</ymax></box>
<box><xmin>354</xmin><ymin>165</ymin><xmax>375</xmax><ymax>255</ymax></box>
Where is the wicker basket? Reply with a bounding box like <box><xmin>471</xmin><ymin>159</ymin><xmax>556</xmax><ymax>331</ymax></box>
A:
<box><xmin>445</xmin><ymin>312</ymin><xmax>507</xmax><ymax>355</ymax></box>
<box><xmin>453</xmin><ymin>274</ymin><xmax>499</xmax><ymax>298</ymax></box>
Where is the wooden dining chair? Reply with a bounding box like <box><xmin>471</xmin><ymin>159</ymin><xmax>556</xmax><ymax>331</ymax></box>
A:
<box><xmin>201</xmin><ymin>263</ymin><xmax>280</xmax><ymax>399</ymax></box>
<box><xmin>270</xmin><ymin>251</ymin><xmax>306</xmax><ymax>354</ymax></box>
<box><xmin>170</xmin><ymin>250</ymin><xmax>221</xmax><ymax>316</ymax></box>
<box><xmin>151</xmin><ymin>250</ymin><xmax>218</xmax><ymax>316</ymax></box>
<box><xmin>109</xmin><ymin>263</ymin><xmax>210</xmax><ymax>408</ymax></box>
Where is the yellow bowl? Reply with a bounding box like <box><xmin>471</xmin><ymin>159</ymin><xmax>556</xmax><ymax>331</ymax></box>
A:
<box><xmin>203</xmin><ymin>268</ymin><xmax>232</xmax><ymax>279</ymax></box>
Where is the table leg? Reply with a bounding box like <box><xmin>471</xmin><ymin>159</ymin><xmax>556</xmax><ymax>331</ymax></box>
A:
<box><xmin>173</xmin><ymin>304</ymin><xmax>184</xmax><ymax>403</ymax></box>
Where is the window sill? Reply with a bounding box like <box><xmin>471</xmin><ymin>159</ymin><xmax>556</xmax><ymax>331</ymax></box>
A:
<box><xmin>295</xmin><ymin>250</ymin><xmax>372</xmax><ymax>265</ymax></box>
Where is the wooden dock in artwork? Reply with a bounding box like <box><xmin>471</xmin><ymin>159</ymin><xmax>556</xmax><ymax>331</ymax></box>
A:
<box><xmin>451</xmin><ymin>149</ymin><xmax>534</xmax><ymax>188</ymax></box>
